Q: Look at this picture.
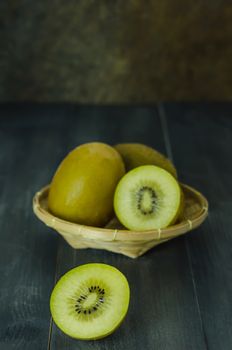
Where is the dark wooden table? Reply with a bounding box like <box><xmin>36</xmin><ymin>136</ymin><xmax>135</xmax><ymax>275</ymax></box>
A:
<box><xmin>0</xmin><ymin>103</ymin><xmax>232</xmax><ymax>350</ymax></box>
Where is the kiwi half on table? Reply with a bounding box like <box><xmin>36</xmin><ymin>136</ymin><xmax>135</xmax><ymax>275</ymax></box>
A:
<box><xmin>115</xmin><ymin>143</ymin><xmax>177</xmax><ymax>178</ymax></box>
<box><xmin>114</xmin><ymin>165</ymin><xmax>183</xmax><ymax>231</ymax></box>
<box><xmin>50</xmin><ymin>263</ymin><xmax>130</xmax><ymax>340</ymax></box>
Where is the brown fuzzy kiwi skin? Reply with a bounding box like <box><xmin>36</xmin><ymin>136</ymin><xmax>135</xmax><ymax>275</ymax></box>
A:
<box><xmin>114</xmin><ymin>143</ymin><xmax>177</xmax><ymax>178</ymax></box>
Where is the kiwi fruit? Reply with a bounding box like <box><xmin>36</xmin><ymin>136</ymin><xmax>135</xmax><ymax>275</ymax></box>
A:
<box><xmin>48</xmin><ymin>142</ymin><xmax>125</xmax><ymax>227</ymax></box>
<box><xmin>114</xmin><ymin>165</ymin><xmax>182</xmax><ymax>231</ymax></box>
<box><xmin>114</xmin><ymin>143</ymin><xmax>177</xmax><ymax>178</ymax></box>
<box><xmin>50</xmin><ymin>263</ymin><xmax>130</xmax><ymax>340</ymax></box>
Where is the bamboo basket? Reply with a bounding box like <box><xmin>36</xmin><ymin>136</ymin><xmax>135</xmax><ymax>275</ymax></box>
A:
<box><xmin>33</xmin><ymin>184</ymin><xmax>208</xmax><ymax>258</ymax></box>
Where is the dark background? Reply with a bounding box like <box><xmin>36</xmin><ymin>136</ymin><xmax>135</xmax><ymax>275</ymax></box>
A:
<box><xmin>1</xmin><ymin>0</ymin><xmax>232</xmax><ymax>102</ymax></box>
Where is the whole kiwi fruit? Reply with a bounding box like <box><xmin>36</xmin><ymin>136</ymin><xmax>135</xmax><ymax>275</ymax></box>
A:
<box><xmin>114</xmin><ymin>143</ymin><xmax>177</xmax><ymax>178</ymax></box>
<box><xmin>48</xmin><ymin>142</ymin><xmax>125</xmax><ymax>227</ymax></box>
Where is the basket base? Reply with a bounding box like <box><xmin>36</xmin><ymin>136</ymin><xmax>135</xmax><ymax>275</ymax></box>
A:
<box><xmin>61</xmin><ymin>231</ymin><xmax>171</xmax><ymax>258</ymax></box>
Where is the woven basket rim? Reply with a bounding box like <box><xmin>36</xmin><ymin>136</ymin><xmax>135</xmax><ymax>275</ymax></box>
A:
<box><xmin>33</xmin><ymin>183</ymin><xmax>208</xmax><ymax>242</ymax></box>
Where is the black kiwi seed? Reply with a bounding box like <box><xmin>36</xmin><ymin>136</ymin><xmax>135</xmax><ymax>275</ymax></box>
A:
<box><xmin>137</xmin><ymin>186</ymin><xmax>157</xmax><ymax>215</ymax></box>
<box><xmin>74</xmin><ymin>283</ymin><xmax>107</xmax><ymax>317</ymax></box>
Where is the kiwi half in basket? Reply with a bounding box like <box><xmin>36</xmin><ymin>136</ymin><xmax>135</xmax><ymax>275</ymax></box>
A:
<box><xmin>50</xmin><ymin>263</ymin><xmax>130</xmax><ymax>340</ymax></box>
<box><xmin>114</xmin><ymin>165</ymin><xmax>182</xmax><ymax>231</ymax></box>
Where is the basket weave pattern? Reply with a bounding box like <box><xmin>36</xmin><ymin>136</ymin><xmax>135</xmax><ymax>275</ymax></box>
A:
<box><xmin>33</xmin><ymin>184</ymin><xmax>208</xmax><ymax>258</ymax></box>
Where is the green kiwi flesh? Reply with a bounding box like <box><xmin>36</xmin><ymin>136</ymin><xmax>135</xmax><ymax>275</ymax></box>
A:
<box><xmin>50</xmin><ymin>263</ymin><xmax>130</xmax><ymax>340</ymax></box>
<box><xmin>114</xmin><ymin>143</ymin><xmax>177</xmax><ymax>178</ymax></box>
<box><xmin>114</xmin><ymin>165</ymin><xmax>182</xmax><ymax>231</ymax></box>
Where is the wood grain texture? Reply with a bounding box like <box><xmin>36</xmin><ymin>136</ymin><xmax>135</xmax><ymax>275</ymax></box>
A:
<box><xmin>0</xmin><ymin>105</ymin><xmax>72</xmax><ymax>349</ymax></box>
<box><xmin>1</xmin><ymin>104</ymin><xmax>231</xmax><ymax>350</ymax></box>
<box><xmin>48</xmin><ymin>107</ymin><xmax>207</xmax><ymax>350</ymax></box>
<box><xmin>163</xmin><ymin>103</ymin><xmax>232</xmax><ymax>350</ymax></box>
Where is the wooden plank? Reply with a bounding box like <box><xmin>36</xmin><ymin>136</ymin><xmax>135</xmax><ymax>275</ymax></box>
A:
<box><xmin>163</xmin><ymin>103</ymin><xmax>232</xmax><ymax>350</ymax></box>
<box><xmin>49</xmin><ymin>106</ymin><xmax>207</xmax><ymax>350</ymax></box>
<box><xmin>0</xmin><ymin>105</ymin><xmax>73</xmax><ymax>350</ymax></box>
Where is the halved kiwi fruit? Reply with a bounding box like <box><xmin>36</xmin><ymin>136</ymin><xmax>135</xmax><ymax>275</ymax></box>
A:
<box><xmin>114</xmin><ymin>165</ymin><xmax>182</xmax><ymax>231</ymax></box>
<box><xmin>50</xmin><ymin>263</ymin><xmax>130</xmax><ymax>340</ymax></box>
<box><xmin>114</xmin><ymin>143</ymin><xmax>177</xmax><ymax>178</ymax></box>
